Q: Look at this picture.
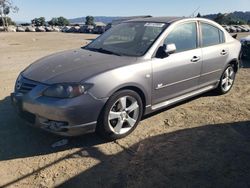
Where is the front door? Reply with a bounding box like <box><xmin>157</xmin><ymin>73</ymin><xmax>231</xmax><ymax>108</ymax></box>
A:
<box><xmin>152</xmin><ymin>22</ymin><xmax>202</xmax><ymax>105</ymax></box>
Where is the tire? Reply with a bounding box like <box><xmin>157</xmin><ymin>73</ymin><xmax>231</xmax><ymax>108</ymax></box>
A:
<box><xmin>216</xmin><ymin>64</ymin><xmax>236</xmax><ymax>95</ymax></box>
<box><xmin>96</xmin><ymin>90</ymin><xmax>143</xmax><ymax>140</ymax></box>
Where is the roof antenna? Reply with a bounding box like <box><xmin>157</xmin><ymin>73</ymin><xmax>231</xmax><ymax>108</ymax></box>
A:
<box><xmin>190</xmin><ymin>6</ymin><xmax>200</xmax><ymax>17</ymax></box>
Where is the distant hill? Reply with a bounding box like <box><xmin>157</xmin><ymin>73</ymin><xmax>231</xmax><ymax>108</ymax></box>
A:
<box><xmin>229</xmin><ymin>11</ymin><xmax>250</xmax><ymax>22</ymax></box>
<box><xmin>203</xmin><ymin>11</ymin><xmax>250</xmax><ymax>24</ymax></box>
<box><xmin>69</xmin><ymin>12</ymin><xmax>250</xmax><ymax>25</ymax></box>
<box><xmin>68</xmin><ymin>16</ymin><xmax>121</xmax><ymax>24</ymax></box>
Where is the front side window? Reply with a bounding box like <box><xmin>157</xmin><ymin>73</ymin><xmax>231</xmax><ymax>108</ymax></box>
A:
<box><xmin>201</xmin><ymin>23</ymin><xmax>224</xmax><ymax>47</ymax></box>
<box><xmin>164</xmin><ymin>22</ymin><xmax>197</xmax><ymax>53</ymax></box>
<box><xmin>85</xmin><ymin>22</ymin><xmax>167</xmax><ymax>57</ymax></box>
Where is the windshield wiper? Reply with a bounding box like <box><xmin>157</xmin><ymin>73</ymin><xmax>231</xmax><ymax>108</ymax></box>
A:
<box><xmin>84</xmin><ymin>47</ymin><xmax>121</xmax><ymax>56</ymax></box>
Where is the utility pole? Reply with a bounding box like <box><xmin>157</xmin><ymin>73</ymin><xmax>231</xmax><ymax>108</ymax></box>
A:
<box><xmin>190</xmin><ymin>7</ymin><xmax>200</xmax><ymax>17</ymax></box>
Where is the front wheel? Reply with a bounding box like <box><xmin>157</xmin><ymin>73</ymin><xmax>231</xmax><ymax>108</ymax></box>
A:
<box><xmin>96</xmin><ymin>90</ymin><xmax>143</xmax><ymax>140</ymax></box>
<box><xmin>216</xmin><ymin>64</ymin><xmax>236</xmax><ymax>94</ymax></box>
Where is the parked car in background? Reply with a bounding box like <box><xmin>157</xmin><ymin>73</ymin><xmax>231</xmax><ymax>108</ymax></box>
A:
<box><xmin>241</xmin><ymin>35</ymin><xmax>250</xmax><ymax>59</ymax></box>
<box><xmin>25</xmin><ymin>26</ymin><xmax>36</xmax><ymax>32</ymax></box>
<box><xmin>238</xmin><ymin>25</ymin><xmax>249</xmax><ymax>32</ymax></box>
<box><xmin>11</xmin><ymin>17</ymin><xmax>241</xmax><ymax>139</ymax></box>
<box><xmin>105</xmin><ymin>23</ymin><xmax>112</xmax><ymax>31</ymax></box>
<box><xmin>45</xmin><ymin>26</ymin><xmax>53</xmax><ymax>32</ymax></box>
<box><xmin>222</xmin><ymin>25</ymin><xmax>230</xmax><ymax>32</ymax></box>
<box><xmin>61</xmin><ymin>26</ymin><xmax>71</xmax><ymax>32</ymax></box>
<box><xmin>233</xmin><ymin>25</ymin><xmax>242</xmax><ymax>32</ymax></box>
<box><xmin>67</xmin><ymin>26</ymin><xmax>80</xmax><ymax>33</ymax></box>
<box><xmin>242</xmin><ymin>25</ymin><xmax>250</xmax><ymax>31</ymax></box>
<box><xmin>229</xmin><ymin>25</ymin><xmax>237</xmax><ymax>33</ymax></box>
<box><xmin>93</xmin><ymin>25</ymin><xmax>106</xmax><ymax>34</ymax></box>
<box><xmin>16</xmin><ymin>26</ymin><xmax>26</xmax><ymax>32</ymax></box>
<box><xmin>85</xmin><ymin>25</ymin><xmax>95</xmax><ymax>33</ymax></box>
<box><xmin>234</xmin><ymin>25</ymin><xmax>248</xmax><ymax>32</ymax></box>
<box><xmin>36</xmin><ymin>26</ymin><xmax>46</xmax><ymax>32</ymax></box>
<box><xmin>224</xmin><ymin>25</ymin><xmax>250</xmax><ymax>33</ymax></box>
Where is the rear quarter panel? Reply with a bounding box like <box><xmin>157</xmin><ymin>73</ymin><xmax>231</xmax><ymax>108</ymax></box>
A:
<box><xmin>226</xmin><ymin>39</ymin><xmax>242</xmax><ymax>64</ymax></box>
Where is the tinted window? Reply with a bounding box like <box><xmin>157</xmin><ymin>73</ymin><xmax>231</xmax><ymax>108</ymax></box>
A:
<box><xmin>201</xmin><ymin>23</ymin><xmax>224</xmax><ymax>47</ymax></box>
<box><xmin>104</xmin><ymin>27</ymin><xmax>136</xmax><ymax>45</ymax></box>
<box><xmin>143</xmin><ymin>26</ymin><xmax>164</xmax><ymax>42</ymax></box>
<box><xmin>164</xmin><ymin>22</ymin><xmax>197</xmax><ymax>53</ymax></box>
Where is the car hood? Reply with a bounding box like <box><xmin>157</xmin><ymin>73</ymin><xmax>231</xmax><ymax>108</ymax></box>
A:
<box><xmin>22</xmin><ymin>48</ymin><xmax>137</xmax><ymax>84</ymax></box>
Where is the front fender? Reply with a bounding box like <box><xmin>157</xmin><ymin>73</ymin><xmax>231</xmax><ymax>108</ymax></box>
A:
<box><xmin>86</xmin><ymin>61</ymin><xmax>152</xmax><ymax>105</ymax></box>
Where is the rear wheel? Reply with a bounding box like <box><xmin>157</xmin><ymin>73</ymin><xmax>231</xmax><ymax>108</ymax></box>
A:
<box><xmin>97</xmin><ymin>90</ymin><xmax>143</xmax><ymax>140</ymax></box>
<box><xmin>216</xmin><ymin>64</ymin><xmax>236</xmax><ymax>94</ymax></box>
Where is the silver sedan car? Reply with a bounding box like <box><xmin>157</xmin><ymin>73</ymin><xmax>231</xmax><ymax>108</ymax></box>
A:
<box><xmin>11</xmin><ymin>17</ymin><xmax>241</xmax><ymax>139</ymax></box>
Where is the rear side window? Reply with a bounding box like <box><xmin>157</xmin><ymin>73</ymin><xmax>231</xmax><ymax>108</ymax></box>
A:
<box><xmin>164</xmin><ymin>22</ymin><xmax>197</xmax><ymax>53</ymax></box>
<box><xmin>219</xmin><ymin>30</ymin><xmax>225</xmax><ymax>43</ymax></box>
<box><xmin>201</xmin><ymin>23</ymin><xmax>225</xmax><ymax>47</ymax></box>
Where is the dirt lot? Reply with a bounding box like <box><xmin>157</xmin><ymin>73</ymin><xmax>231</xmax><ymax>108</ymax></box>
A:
<box><xmin>0</xmin><ymin>32</ymin><xmax>250</xmax><ymax>188</ymax></box>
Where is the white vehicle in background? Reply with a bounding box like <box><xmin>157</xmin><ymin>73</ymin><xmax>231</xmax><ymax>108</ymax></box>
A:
<box><xmin>233</xmin><ymin>25</ymin><xmax>242</xmax><ymax>32</ymax></box>
<box><xmin>242</xmin><ymin>25</ymin><xmax>250</xmax><ymax>31</ymax></box>
<box><xmin>237</xmin><ymin>25</ymin><xmax>249</xmax><ymax>32</ymax></box>
<box><xmin>229</xmin><ymin>26</ymin><xmax>237</xmax><ymax>33</ymax></box>
<box><xmin>222</xmin><ymin>25</ymin><xmax>230</xmax><ymax>32</ymax></box>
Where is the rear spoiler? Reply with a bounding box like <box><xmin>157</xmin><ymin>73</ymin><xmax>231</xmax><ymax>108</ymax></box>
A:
<box><xmin>231</xmin><ymin>34</ymin><xmax>237</xmax><ymax>39</ymax></box>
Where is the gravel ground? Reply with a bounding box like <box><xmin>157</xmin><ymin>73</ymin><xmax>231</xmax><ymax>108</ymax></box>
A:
<box><xmin>0</xmin><ymin>32</ymin><xmax>249</xmax><ymax>188</ymax></box>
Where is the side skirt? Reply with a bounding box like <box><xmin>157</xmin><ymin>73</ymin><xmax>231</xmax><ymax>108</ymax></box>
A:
<box><xmin>151</xmin><ymin>85</ymin><xmax>216</xmax><ymax>111</ymax></box>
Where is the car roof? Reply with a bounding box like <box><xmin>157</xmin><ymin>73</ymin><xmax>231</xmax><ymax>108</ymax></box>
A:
<box><xmin>126</xmin><ymin>17</ymin><xmax>186</xmax><ymax>24</ymax></box>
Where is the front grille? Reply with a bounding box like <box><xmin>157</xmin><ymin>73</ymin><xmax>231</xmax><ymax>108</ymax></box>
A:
<box><xmin>15</xmin><ymin>76</ymin><xmax>38</xmax><ymax>94</ymax></box>
<box><xmin>19</xmin><ymin>82</ymin><xmax>37</xmax><ymax>93</ymax></box>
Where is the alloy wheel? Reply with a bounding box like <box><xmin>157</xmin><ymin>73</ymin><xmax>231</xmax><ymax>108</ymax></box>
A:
<box><xmin>108</xmin><ymin>96</ymin><xmax>140</xmax><ymax>135</ymax></box>
<box><xmin>221</xmin><ymin>66</ymin><xmax>235</xmax><ymax>92</ymax></box>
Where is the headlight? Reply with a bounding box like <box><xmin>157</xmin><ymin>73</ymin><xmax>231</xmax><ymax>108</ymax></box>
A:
<box><xmin>43</xmin><ymin>83</ymin><xmax>91</xmax><ymax>98</ymax></box>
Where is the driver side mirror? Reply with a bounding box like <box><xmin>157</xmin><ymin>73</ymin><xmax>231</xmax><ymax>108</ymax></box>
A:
<box><xmin>164</xmin><ymin>43</ymin><xmax>176</xmax><ymax>55</ymax></box>
<box><xmin>156</xmin><ymin>43</ymin><xmax>176</xmax><ymax>58</ymax></box>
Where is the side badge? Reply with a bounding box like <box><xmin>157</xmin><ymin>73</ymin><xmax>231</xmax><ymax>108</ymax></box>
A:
<box><xmin>157</xmin><ymin>83</ymin><xmax>163</xmax><ymax>89</ymax></box>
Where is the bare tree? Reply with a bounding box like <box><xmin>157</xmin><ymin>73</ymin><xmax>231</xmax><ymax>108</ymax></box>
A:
<box><xmin>0</xmin><ymin>0</ymin><xmax>6</xmax><ymax>29</ymax></box>
<box><xmin>0</xmin><ymin>0</ymin><xmax>18</xmax><ymax>31</ymax></box>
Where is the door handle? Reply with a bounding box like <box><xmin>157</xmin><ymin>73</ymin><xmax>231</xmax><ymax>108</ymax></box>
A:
<box><xmin>191</xmin><ymin>56</ymin><xmax>200</xmax><ymax>62</ymax></box>
<box><xmin>221</xmin><ymin>50</ymin><xmax>228</xmax><ymax>56</ymax></box>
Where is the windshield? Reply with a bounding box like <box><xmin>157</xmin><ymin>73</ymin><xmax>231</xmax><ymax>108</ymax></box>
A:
<box><xmin>85</xmin><ymin>22</ymin><xmax>167</xmax><ymax>57</ymax></box>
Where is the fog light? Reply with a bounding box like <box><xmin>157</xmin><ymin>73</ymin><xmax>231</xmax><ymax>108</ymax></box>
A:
<box><xmin>39</xmin><ymin>117</ymin><xmax>68</xmax><ymax>132</ymax></box>
<box><xmin>48</xmin><ymin>121</ymin><xmax>68</xmax><ymax>131</ymax></box>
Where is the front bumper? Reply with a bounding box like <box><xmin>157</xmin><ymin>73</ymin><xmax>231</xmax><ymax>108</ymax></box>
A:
<box><xmin>11</xmin><ymin>88</ymin><xmax>107</xmax><ymax>136</ymax></box>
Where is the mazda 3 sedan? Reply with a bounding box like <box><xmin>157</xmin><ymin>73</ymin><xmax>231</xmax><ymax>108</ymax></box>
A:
<box><xmin>11</xmin><ymin>17</ymin><xmax>241</xmax><ymax>139</ymax></box>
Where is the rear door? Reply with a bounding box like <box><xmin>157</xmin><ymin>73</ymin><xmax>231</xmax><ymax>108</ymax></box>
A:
<box><xmin>199</xmin><ymin>22</ymin><xmax>229</xmax><ymax>87</ymax></box>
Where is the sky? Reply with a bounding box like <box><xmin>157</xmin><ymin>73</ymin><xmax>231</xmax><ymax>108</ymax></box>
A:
<box><xmin>9</xmin><ymin>0</ymin><xmax>250</xmax><ymax>22</ymax></box>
